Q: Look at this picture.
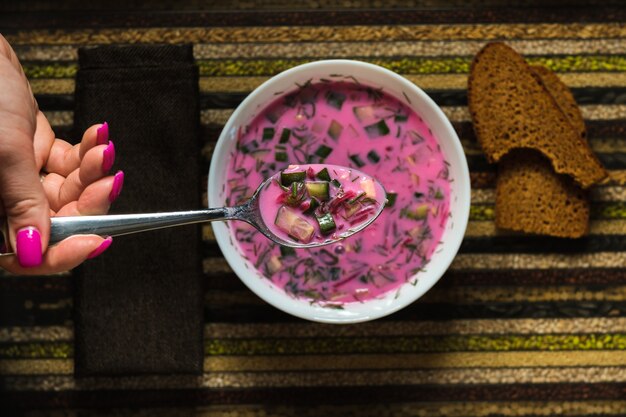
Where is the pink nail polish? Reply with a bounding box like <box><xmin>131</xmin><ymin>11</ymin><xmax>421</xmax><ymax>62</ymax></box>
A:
<box><xmin>109</xmin><ymin>170</ymin><xmax>124</xmax><ymax>203</ymax></box>
<box><xmin>102</xmin><ymin>141</ymin><xmax>115</xmax><ymax>173</ymax></box>
<box><xmin>16</xmin><ymin>227</ymin><xmax>42</xmax><ymax>268</ymax></box>
<box><xmin>96</xmin><ymin>122</ymin><xmax>109</xmax><ymax>145</ymax></box>
<box><xmin>87</xmin><ymin>236</ymin><xmax>112</xmax><ymax>259</ymax></box>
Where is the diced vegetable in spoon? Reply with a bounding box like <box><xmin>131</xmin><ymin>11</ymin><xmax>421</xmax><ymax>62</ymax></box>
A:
<box><xmin>259</xmin><ymin>164</ymin><xmax>387</xmax><ymax>246</ymax></box>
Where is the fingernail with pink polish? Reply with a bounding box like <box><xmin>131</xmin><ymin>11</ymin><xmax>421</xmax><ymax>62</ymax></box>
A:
<box><xmin>16</xmin><ymin>227</ymin><xmax>42</xmax><ymax>268</ymax></box>
<box><xmin>96</xmin><ymin>122</ymin><xmax>109</xmax><ymax>145</ymax></box>
<box><xmin>102</xmin><ymin>141</ymin><xmax>115</xmax><ymax>173</ymax></box>
<box><xmin>87</xmin><ymin>236</ymin><xmax>112</xmax><ymax>259</ymax></box>
<box><xmin>109</xmin><ymin>170</ymin><xmax>124</xmax><ymax>203</ymax></box>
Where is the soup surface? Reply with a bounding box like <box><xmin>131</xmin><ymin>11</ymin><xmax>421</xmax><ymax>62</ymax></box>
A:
<box><xmin>225</xmin><ymin>80</ymin><xmax>451</xmax><ymax>305</ymax></box>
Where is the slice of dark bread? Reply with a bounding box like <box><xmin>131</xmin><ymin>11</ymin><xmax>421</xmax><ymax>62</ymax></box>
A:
<box><xmin>495</xmin><ymin>65</ymin><xmax>591</xmax><ymax>238</ymax></box>
<box><xmin>468</xmin><ymin>42</ymin><xmax>606</xmax><ymax>188</ymax></box>
<box><xmin>496</xmin><ymin>149</ymin><xmax>590</xmax><ymax>238</ymax></box>
<box><xmin>531</xmin><ymin>65</ymin><xmax>586</xmax><ymax>139</ymax></box>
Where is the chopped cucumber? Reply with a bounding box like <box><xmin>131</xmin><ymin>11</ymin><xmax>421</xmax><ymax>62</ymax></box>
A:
<box><xmin>267</xmin><ymin>255</ymin><xmax>283</xmax><ymax>274</ymax></box>
<box><xmin>353</xmin><ymin>105</ymin><xmax>375</xmax><ymax>123</ymax></box>
<box><xmin>367</xmin><ymin>150</ymin><xmax>380</xmax><ymax>163</ymax></box>
<box><xmin>265</xmin><ymin>105</ymin><xmax>287</xmax><ymax>123</ymax></box>
<box><xmin>360</xmin><ymin>178</ymin><xmax>377</xmax><ymax>199</ymax></box>
<box><xmin>325</xmin><ymin>90</ymin><xmax>346</xmax><ymax>110</ymax></box>
<box><xmin>262</xmin><ymin>127</ymin><xmax>275</xmax><ymax>141</ymax></box>
<box><xmin>327</xmin><ymin>120</ymin><xmax>343</xmax><ymax>141</ymax></box>
<box><xmin>349</xmin><ymin>154</ymin><xmax>365</xmax><ymax>168</ymax></box>
<box><xmin>239</xmin><ymin>139</ymin><xmax>259</xmax><ymax>154</ymax></box>
<box><xmin>402</xmin><ymin>204</ymin><xmax>429</xmax><ymax>220</ymax></box>
<box><xmin>279</xmin><ymin>245</ymin><xmax>296</xmax><ymax>258</ymax></box>
<box><xmin>353</xmin><ymin>105</ymin><xmax>395</xmax><ymax>123</ymax></box>
<box><xmin>279</xmin><ymin>128</ymin><xmax>291</xmax><ymax>143</ymax></box>
<box><xmin>386</xmin><ymin>192</ymin><xmax>398</xmax><ymax>207</ymax></box>
<box><xmin>364</xmin><ymin>119</ymin><xmax>390</xmax><ymax>138</ymax></box>
<box><xmin>316</xmin><ymin>212</ymin><xmax>337</xmax><ymax>235</ymax></box>
<box><xmin>316</xmin><ymin>167</ymin><xmax>331</xmax><ymax>181</ymax></box>
<box><xmin>275</xmin><ymin>206</ymin><xmax>315</xmax><ymax>243</ymax></box>
<box><xmin>315</xmin><ymin>145</ymin><xmax>333</xmax><ymax>159</ymax></box>
<box><xmin>250</xmin><ymin>149</ymin><xmax>271</xmax><ymax>160</ymax></box>
<box><xmin>280</xmin><ymin>170</ymin><xmax>306</xmax><ymax>186</ymax></box>
<box><xmin>306</xmin><ymin>181</ymin><xmax>330</xmax><ymax>201</ymax></box>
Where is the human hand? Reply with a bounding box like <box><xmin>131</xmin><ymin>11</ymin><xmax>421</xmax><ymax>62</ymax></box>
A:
<box><xmin>0</xmin><ymin>34</ymin><xmax>124</xmax><ymax>275</ymax></box>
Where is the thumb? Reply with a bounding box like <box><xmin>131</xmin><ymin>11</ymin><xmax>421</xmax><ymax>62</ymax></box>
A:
<box><xmin>0</xmin><ymin>131</ymin><xmax>50</xmax><ymax>268</ymax></box>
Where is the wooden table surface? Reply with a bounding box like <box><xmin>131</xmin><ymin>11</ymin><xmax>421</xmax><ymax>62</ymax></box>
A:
<box><xmin>1</xmin><ymin>1</ymin><xmax>626</xmax><ymax>415</ymax></box>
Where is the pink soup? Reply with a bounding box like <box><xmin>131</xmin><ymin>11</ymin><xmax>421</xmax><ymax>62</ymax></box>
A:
<box><xmin>225</xmin><ymin>81</ymin><xmax>451</xmax><ymax>306</ymax></box>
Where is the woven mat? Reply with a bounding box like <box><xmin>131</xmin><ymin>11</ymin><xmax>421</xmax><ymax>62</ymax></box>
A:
<box><xmin>1</xmin><ymin>2</ymin><xmax>626</xmax><ymax>415</ymax></box>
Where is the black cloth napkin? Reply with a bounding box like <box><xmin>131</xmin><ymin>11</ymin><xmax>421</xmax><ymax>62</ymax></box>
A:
<box><xmin>72</xmin><ymin>45</ymin><xmax>203</xmax><ymax>376</ymax></box>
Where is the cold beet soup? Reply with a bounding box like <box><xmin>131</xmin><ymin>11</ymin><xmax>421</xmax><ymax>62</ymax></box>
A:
<box><xmin>225</xmin><ymin>80</ymin><xmax>451</xmax><ymax>306</ymax></box>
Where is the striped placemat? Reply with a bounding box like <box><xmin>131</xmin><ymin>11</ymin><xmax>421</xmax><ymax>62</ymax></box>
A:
<box><xmin>1</xmin><ymin>2</ymin><xmax>626</xmax><ymax>415</ymax></box>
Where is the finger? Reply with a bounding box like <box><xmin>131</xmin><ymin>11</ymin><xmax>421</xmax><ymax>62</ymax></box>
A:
<box><xmin>0</xmin><ymin>34</ymin><xmax>38</xmax><ymax>112</ymax></box>
<box><xmin>32</xmin><ymin>111</ymin><xmax>56</xmax><ymax>171</ymax></box>
<box><xmin>55</xmin><ymin>171</ymin><xmax>124</xmax><ymax>217</ymax></box>
<box><xmin>0</xmin><ymin>123</ymin><xmax>50</xmax><ymax>266</ymax></box>
<box><xmin>0</xmin><ymin>235</ymin><xmax>112</xmax><ymax>276</ymax></box>
<box><xmin>44</xmin><ymin>123</ymin><xmax>108</xmax><ymax>177</ymax></box>
<box><xmin>52</xmin><ymin>142</ymin><xmax>115</xmax><ymax>209</ymax></box>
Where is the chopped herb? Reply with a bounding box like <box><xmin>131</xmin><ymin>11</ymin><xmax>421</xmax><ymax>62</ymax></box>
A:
<box><xmin>414</xmin><ymin>192</ymin><xmax>424</xmax><ymax>199</ymax></box>
<box><xmin>394</xmin><ymin>114</ymin><xmax>408</xmax><ymax>122</ymax></box>
<box><xmin>275</xmin><ymin>152</ymin><xmax>288</xmax><ymax>162</ymax></box>
<box><xmin>319</xmin><ymin>249</ymin><xmax>339</xmax><ymax>265</ymax></box>
<box><xmin>386</xmin><ymin>192</ymin><xmax>397</xmax><ymax>207</ymax></box>
<box><xmin>367</xmin><ymin>150</ymin><xmax>380</xmax><ymax>163</ymax></box>
<box><xmin>349</xmin><ymin>154</ymin><xmax>365</xmax><ymax>168</ymax></box>
<box><xmin>364</xmin><ymin>119</ymin><xmax>390</xmax><ymax>138</ymax></box>
<box><xmin>330</xmin><ymin>179</ymin><xmax>341</xmax><ymax>188</ymax></box>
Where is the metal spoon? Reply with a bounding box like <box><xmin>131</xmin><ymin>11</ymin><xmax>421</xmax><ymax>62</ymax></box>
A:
<box><xmin>0</xmin><ymin>167</ymin><xmax>385</xmax><ymax>255</ymax></box>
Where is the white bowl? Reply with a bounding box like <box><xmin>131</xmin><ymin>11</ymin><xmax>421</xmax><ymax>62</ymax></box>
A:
<box><xmin>209</xmin><ymin>59</ymin><xmax>470</xmax><ymax>323</ymax></box>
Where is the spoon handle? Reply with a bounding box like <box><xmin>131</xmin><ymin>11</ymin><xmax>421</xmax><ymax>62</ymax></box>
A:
<box><xmin>48</xmin><ymin>208</ymin><xmax>237</xmax><ymax>244</ymax></box>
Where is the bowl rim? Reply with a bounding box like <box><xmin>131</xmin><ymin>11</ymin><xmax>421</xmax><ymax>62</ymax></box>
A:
<box><xmin>208</xmin><ymin>59</ymin><xmax>470</xmax><ymax>323</ymax></box>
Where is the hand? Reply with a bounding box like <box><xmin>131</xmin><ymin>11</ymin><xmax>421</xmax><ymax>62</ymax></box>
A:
<box><xmin>0</xmin><ymin>34</ymin><xmax>124</xmax><ymax>275</ymax></box>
